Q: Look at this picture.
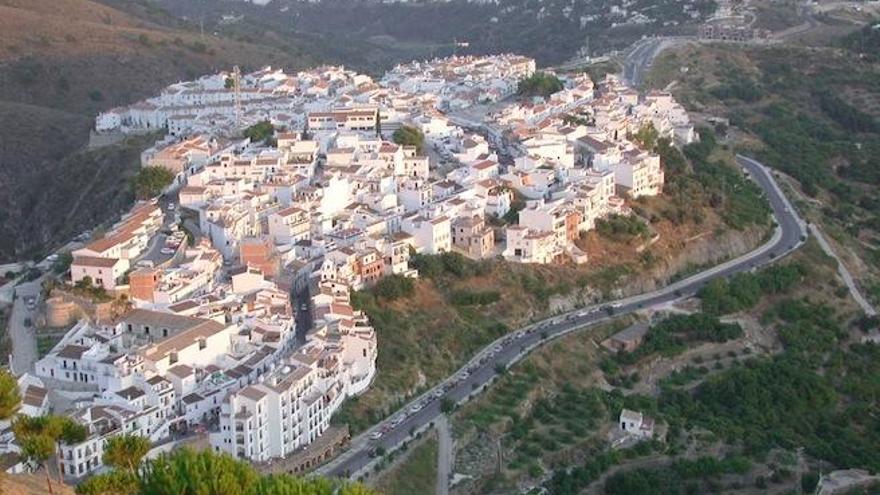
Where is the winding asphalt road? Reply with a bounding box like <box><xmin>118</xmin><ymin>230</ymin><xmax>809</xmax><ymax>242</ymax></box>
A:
<box><xmin>318</xmin><ymin>154</ymin><xmax>808</xmax><ymax>480</ymax></box>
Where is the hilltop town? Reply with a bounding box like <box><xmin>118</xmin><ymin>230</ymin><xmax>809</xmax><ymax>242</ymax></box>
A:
<box><xmin>2</xmin><ymin>53</ymin><xmax>694</xmax><ymax>480</ymax></box>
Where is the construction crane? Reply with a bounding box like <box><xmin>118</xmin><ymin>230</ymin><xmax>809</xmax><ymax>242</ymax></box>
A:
<box><xmin>232</xmin><ymin>65</ymin><xmax>242</xmax><ymax>128</ymax></box>
<box><xmin>452</xmin><ymin>38</ymin><xmax>470</xmax><ymax>56</ymax></box>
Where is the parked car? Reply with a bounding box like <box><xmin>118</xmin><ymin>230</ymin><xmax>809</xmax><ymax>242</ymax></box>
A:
<box><xmin>160</xmin><ymin>248</ymin><xmax>175</xmax><ymax>255</ymax></box>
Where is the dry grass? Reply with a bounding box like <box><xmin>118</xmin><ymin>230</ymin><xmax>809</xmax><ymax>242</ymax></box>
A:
<box><xmin>1</xmin><ymin>473</ymin><xmax>76</xmax><ymax>495</ymax></box>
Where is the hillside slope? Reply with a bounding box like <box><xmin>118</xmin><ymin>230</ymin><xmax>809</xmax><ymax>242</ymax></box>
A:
<box><xmin>643</xmin><ymin>36</ymin><xmax>880</xmax><ymax>309</ymax></box>
<box><xmin>0</xmin><ymin>0</ymin><xmax>318</xmax><ymax>262</ymax></box>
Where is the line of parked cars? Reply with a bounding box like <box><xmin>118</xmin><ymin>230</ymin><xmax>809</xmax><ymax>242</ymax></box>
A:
<box><xmin>161</xmin><ymin>230</ymin><xmax>186</xmax><ymax>255</ymax></box>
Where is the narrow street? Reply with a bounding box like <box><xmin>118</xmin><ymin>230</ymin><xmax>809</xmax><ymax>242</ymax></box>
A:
<box><xmin>8</xmin><ymin>279</ymin><xmax>43</xmax><ymax>375</ymax></box>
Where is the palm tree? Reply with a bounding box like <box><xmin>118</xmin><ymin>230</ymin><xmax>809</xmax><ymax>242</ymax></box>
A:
<box><xmin>0</xmin><ymin>369</ymin><xmax>21</xmax><ymax>420</ymax></box>
<box><xmin>103</xmin><ymin>435</ymin><xmax>151</xmax><ymax>473</ymax></box>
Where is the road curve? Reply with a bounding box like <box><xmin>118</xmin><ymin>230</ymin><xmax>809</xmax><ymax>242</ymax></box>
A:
<box><xmin>318</xmin><ymin>154</ymin><xmax>808</xmax><ymax>480</ymax></box>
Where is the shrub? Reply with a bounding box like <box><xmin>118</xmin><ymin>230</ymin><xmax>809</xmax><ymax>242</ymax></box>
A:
<box><xmin>243</xmin><ymin>121</ymin><xmax>274</xmax><ymax>144</ymax></box>
<box><xmin>450</xmin><ymin>289</ymin><xmax>500</xmax><ymax>306</ymax></box>
<box><xmin>596</xmin><ymin>214</ymin><xmax>649</xmax><ymax>241</ymax></box>
<box><xmin>391</xmin><ymin>125</ymin><xmax>425</xmax><ymax>154</ymax></box>
<box><xmin>518</xmin><ymin>72</ymin><xmax>564</xmax><ymax>97</ymax></box>
<box><xmin>131</xmin><ymin>166</ymin><xmax>175</xmax><ymax>200</ymax></box>
<box><xmin>372</xmin><ymin>275</ymin><xmax>415</xmax><ymax>301</ymax></box>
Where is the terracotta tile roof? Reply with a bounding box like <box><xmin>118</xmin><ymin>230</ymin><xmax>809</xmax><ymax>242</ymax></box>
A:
<box><xmin>72</xmin><ymin>256</ymin><xmax>121</xmax><ymax>268</ymax></box>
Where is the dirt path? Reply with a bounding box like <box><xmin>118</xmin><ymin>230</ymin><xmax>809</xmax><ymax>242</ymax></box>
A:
<box><xmin>436</xmin><ymin>415</ymin><xmax>453</xmax><ymax>495</ymax></box>
<box><xmin>808</xmin><ymin>224</ymin><xmax>877</xmax><ymax>316</ymax></box>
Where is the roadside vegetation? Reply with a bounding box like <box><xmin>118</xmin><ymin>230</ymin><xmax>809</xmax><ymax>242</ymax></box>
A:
<box><xmin>697</xmin><ymin>263</ymin><xmax>805</xmax><ymax>315</ymax></box>
<box><xmin>372</xmin><ymin>434</ymin><xmax>438</xmax><ymax>495</ymax></box>
<box><xmin>602</xmin><ymin>313</ymin><xmax>743</xmax><ymax>372</ymax></box>
<box><xmin>444</xmin><ymin>234</ymin><xmax>868</xmax><ymax>493</ymax></box>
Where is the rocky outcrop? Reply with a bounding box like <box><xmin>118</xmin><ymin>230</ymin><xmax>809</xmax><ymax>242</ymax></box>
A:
<box><xmin>549</xmin><ymin>227</ymin><xmax>768</xmax><ymax>313</ymax></box>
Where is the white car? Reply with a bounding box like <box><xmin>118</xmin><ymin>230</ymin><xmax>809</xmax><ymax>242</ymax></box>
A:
<box><xmin>167</xmin><ymin>203</ymin><xmax>176</xmax><ymax>210</ymax></box>
<box><xmin>370</xmin><ymin>431</ymin><xmax>383</xmax><ymax>440</ymax></box>
<box><xmin>410</xmin><ymin>403</ymin><xmax>423</xmax><ymax>413</ymax></box>
<box><xmin>160</xmin><ymin>248</ymin><xmax>175</xmax><ymax>255</ymax></box>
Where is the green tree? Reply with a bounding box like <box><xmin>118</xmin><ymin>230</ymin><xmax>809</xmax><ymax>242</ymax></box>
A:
<box><xmin>103</xmin><ymin>435</ymin><xmax>151</xmax><ymax>472</ymax></box>
<box><xmin>243</xmin><ymin>121</ymin><xmax>275</xmax><ymax>144</ymax></box>
<box><xmin>75</xmin><ymin>275</ymin><xmax>94</xmax><ymax>289</ymax></box>
<box><xmin>18</xmin><ymin>432</ymin><xmax>57</xmax><ymax>493</ymax></box>
<box><xmin>13</xmin><ymin>415</ymin><xmax>84</xmax><ymax>494</ymax></box>
<box><xmin>375</xmin><ymin>110</ymin><xmax>382</xmax><ymax>136</ymax></box>
<box><xmin>632</xmin><ymin>123</ymin><xmax>659</xmax><ymax>150</ymax></box>
<box><xmin>517</xmin><ymin>72</ymin><xmax>564</xmax><ymax>97</ymax></box>
<box><xmin>0</xmin><ymin>369</ymin><xmax>21</xmax><ymax>420</ymax></box>
<box><xmin>391</xmin><ymin>125</ymin><xmax>425</xmax><ymax>154</ymax></box>
<box><xmin>86</xmin><ymin>448</ymin><xmax>377</xmax><ymax>495</ymax></box>
<box><xmin>131</xmin><ymin>166</ymin><xmax>175</xmax><ymax>200</ymax></box>
<box><xmin>76</xmin><ymin>470</ymin><xmax>138</xmax><ymax>495</ymax></box>
<box><xmin>52</xmin><ymin>252</ymin><xmax>73</xmax><ymax>274</ymax></box>
<box><xmin>440</xmin><ymin>397</ymin><xmax>457</xmax><ymax>414</ymax></box>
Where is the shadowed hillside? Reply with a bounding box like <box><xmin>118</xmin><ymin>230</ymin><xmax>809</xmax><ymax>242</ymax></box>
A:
<box><xmin>0</xmin><ymin>0</ymin><xmax>318</xmax><ymax>262</ymax></box>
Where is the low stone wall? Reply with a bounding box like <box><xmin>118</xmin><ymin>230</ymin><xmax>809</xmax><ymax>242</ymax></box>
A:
<box><xmin>50</xmin><ymin>289</ymin><xmax>116</xmax><ymax>322</ymax></box>
<box><xmin>258</xmin><ymin>426</ymin><xmax>350</xmax><ymax>476</ymax></box>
